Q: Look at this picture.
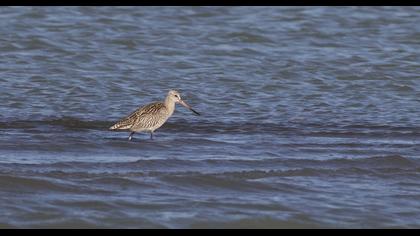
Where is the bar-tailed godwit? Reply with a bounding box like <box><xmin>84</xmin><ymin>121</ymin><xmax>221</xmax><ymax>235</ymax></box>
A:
<box><xmin>109</xmin><ymin>90</ymin><xmax>200</xmax><ymax>141</ymax></box>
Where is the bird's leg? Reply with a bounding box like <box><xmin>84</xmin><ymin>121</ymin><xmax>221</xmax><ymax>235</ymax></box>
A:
<box><xmin>150</xmin><ymin>132</ymin><xmax>154</xmax><ymax>140</ymax></box>
<box><xmin>128</xmin><ymin>132</ymin><xmax>135</xmax><ymax>141</ymax></box>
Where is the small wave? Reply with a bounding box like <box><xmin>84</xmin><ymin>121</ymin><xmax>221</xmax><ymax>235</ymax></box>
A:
<box><xmin>2</xmin><ymin>117</ymin><xmax>420</xmax><ymax>136</ymax></box>
<box><xmin>1</xmin><ymin>155</ymin><xmax>418</xmax><ymax>173</ymax></box>
<box><xmin>23</xmin><ymin>218</ymin><xmax>105</xmax><ymax>229</ymax></box>
<box><xmin>0</xmin><ymin>174</ymin><xmax>77</xmax><ymax>192</ymax></box>
<box><xmin>202</xmin><ymin>155</ymin><xmax>420</xmax><ymax>169</ymax></box>
<box><xmin>159</xmin><ymin>172</ymin><xmax>280</xmax><ymax>192</ymax></box>
<box><xmin>0</xmin><ymin>173</ymin><xmax>113</xmax><ymax>195</ymax></box>
<box><xmin>0</xmin><ymin>159</ymin><xmax>205</xmax><ymax>172</ymax></box>
<box><xmin>0</xmin><ymin>117</ymin><xmax>111</xmax><ymax>130</ymax></box>
<box><xmin>79</xmin><ymin>176</ymin><xmax>154</xmax><ymax>188</ymax></box>
<box><xmin>190</xmin><ymin>216</ymin><xmax>320</xmax><ymax>229</ymax></box>
<box><xmin>218</xmin><ymin>166</ymin><xmax>418</xmax><ymax>179</ymax></box>
<box><xmin>325</xmin><ymin>155</ymin><xmax>415</xmax><ymax>168</ymax></box>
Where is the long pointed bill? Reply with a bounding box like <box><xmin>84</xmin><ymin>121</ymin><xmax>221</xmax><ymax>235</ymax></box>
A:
<box><xmin>179</xmin><ymin>100</ymin><xmax>200</xmax><ymax>116</ymax></box>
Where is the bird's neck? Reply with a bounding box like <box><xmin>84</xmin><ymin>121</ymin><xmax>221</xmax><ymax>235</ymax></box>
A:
<box><xmin>164</xmin><ymin>96</ymin><xmax>176</xmax><ymax>116</ymax></box>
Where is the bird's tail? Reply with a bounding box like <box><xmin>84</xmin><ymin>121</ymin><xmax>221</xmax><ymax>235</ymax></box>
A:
<box><xmin>109</xmin><ymin>120</ymin><xmax>132</xmax><ymax>130</ymax></box>
<box><xmin>109</xmin><ymin>123</ymin><xmax>119</xmax><ymax>130</ymax></box>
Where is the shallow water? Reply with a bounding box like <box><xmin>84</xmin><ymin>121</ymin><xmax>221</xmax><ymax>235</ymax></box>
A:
<box><xmin>1</xmin><ymin>6</ymin><xmax>420</xmax><ymax>228</ymax></box>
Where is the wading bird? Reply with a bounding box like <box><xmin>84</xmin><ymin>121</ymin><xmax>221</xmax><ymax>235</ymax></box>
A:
<box><xmin>109</xmin><ymin>90</ymin><xmax>200</xmax><ymax>141</ymax></box>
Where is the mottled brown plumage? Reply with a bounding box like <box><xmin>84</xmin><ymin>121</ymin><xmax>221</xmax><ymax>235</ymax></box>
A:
<box><xmin>109</xmin><ymin>102</ymin><xmax>167</xmax><ymax>131</ymax></box>
<box><xmin>109</xmin><ymin>90</ymin><xmax>200</xmax><ymax>141</ymax></box>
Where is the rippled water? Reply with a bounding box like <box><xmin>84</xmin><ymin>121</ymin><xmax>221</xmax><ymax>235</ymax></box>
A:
<box><xmin>1</xmin><ymin>6</ymin><xmax>420</xmax><ymax>228</ymax></box>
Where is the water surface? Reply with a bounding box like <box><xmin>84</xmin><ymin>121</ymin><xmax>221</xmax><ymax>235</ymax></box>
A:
<box><xmin>1</xmin><ymin>6</ymin><xmax>420</xmax><ymax>228</ymax></box>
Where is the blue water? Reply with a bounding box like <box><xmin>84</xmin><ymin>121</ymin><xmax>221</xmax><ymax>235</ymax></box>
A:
<box><xmin>0</xmin><ymin>6</ymin><xmax>420</xmax><ymax>228</ymax></box>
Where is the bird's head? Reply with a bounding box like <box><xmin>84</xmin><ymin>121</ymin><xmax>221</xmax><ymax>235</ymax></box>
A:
<box><xmin>167</xmin><ymin>90</ymin><xmax>200</xmax><ymax>116</ymax></box>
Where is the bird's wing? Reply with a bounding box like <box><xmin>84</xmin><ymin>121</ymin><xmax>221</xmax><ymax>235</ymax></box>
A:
<box><xmin>109</xmin><ymin>102</ymin><xmax>165</xmax><ymax>130</ymax></box>
<box><xmin>132</xmin><ymin>102</ymin><xmax>168</xmax><ymax>129</ymax></box>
